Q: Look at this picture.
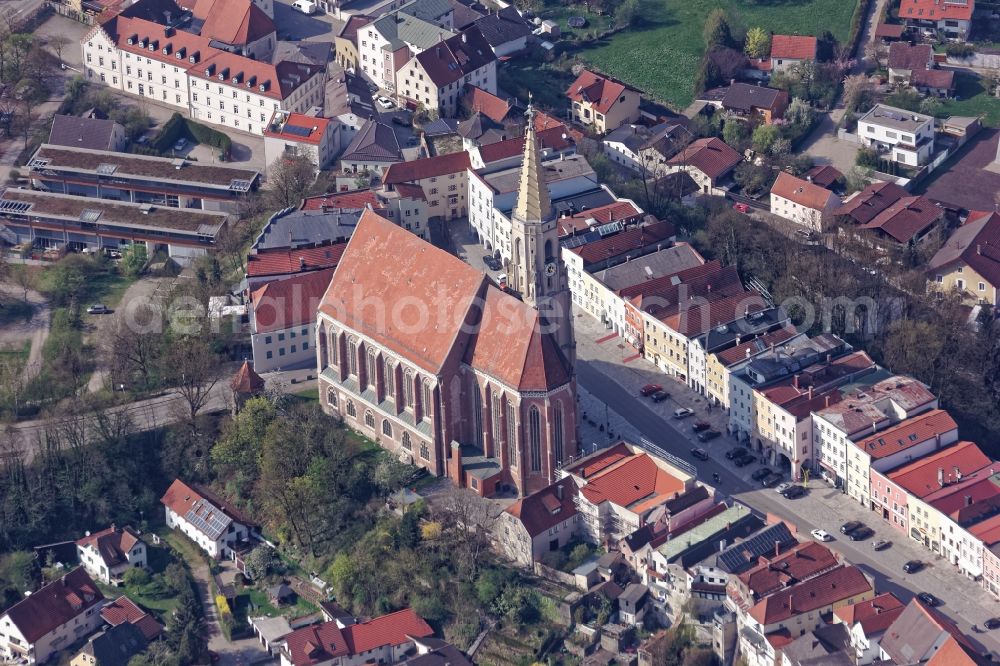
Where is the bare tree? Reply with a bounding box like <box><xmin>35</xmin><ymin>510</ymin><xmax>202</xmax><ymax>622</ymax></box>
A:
<box><xmin>102</xmin><ymin>304</ymin><xmax>162</xmax><ymax>391</ymax></box>
<box><xmin>9</xmin><ymin>264</ymin><xmax>34</xmax><ymax>302</ymax></box>
<box><xmin>430</xmin><ymin>484</ymin><xmax>503</xmax><ymax>579</ymax></box>
<box><xmin>164</xmin><ymin>336</ymin><xmax>221</xmax><ymax>429</ymax></box>
<box><xmin>45</xmin><ymin>34</ymin><xmax>70</xmax><ymax>64</ymax></box>
<box><xmin>267</xmin><ymin>154</ymin><xmax>316</xmax><ymax>209</ymax></box>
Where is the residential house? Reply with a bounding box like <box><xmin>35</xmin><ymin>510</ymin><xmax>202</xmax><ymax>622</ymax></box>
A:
<box><xmin>248</xmin><ymin>240</ymin><xmax>348</xmax><ymax>290</ymax></box>
<box><xmin>898</xmin><ymin>0</ymin><xmax>975</xmax><ymax>40</ymax></box>
<box><xmin>857</xmin><ymin>104</ymin><xmax>935</xmax><ymax>167</ymax></box>
<box><xmin>566</xmin><ymin>69</ymin><xmax>641</xmax><ymax>134</ymax></box>
<box><xmin>70</xmin><ymin>624</ymin><xmax>146</xmax><ymax>666</ymax></box>
<box><xmin>161</xmin><ymin>479</ymin><xmax>252</xmax><ymax>560</ymax></box>
<box><xmin>780</xmin><ymin>624</ymin><xmax>852</xmax><ymax>666</ymax></box>
<box><xmin>250</xmin><ymin>267</ymin><xmax>334</xmax><ymax>372</ymax></box>
<box><xmin>704</xmin><ymin>325</ymin><xmax>803</xmax><ymax>410</ymax></box>
<box><xmin>912</xmin><ymin>67</ymin><xmax>956</xmax><ymax>97</ymax></box>
<box><xmin>602</xmin><ymin>122</ymin><xmax>687</xmax><ymax>177</ymax></box>
<box><xmin>618</xmin><ymin>584</ymin><xmax>649</xmax><ymax>626</ymax></box>
<box><xmin>769</xmin><ymin>171</ymin><xmax>840</xmax><ymax>232</ymax></box>
<box><xmin>852</xmin><ymin>409</ymin><xmax>958</xmax><ymax>511</ymax></box>
<box><xmin>812</xmin><ymin>374</ymin><xmax>937</xmax><ymax>497</ymax></box>
<box><xmin>382</xmin><ymin>151</ymin><xmax>471</xmax><ymax>220</ymax></box>
<box><xmin>264</xmin><ymin>111</ymin><xmax>341</xmax><ymax>171</ymax></box>
<box><xmin>76</xmin><ymin>526</ymin><xmax>146</xmax><ymax>586</ymax></box>
<box><xmin>48</xmin><ymin>115</ymin><xmax>126</xmax><ymax>152</ymax></box>
<box><xmin>737</xmin><ymin>565</ymin><xmax>873</xmax><ymax>666</ymax></box>
<box><xmin>468</xmin><ymin>124</ymin><xmax>576</xmax><ymax>172</ymax></box>
<box><xmin>339</xmin><ymin>119</ymin><xmax>403</xmax><ymax>174</ymax></box>
<box><xmin>879</xmin><ymin>598</ymin><xmax>985</xmax><ymax>664</ymax></box>
<box><xmin>833</xmin><ymin>593</ymin><xmax>905</xmax><ymax>666</ymax></box>
<box><xmin>928</xmin><ymin>210</ymin><xmax>1000</xmax><ymax>306</ymax></box>
<box><xmin>334</xmin><ymin>14</ymin><xmax>371</xmax><ymax>70</ymax></box>
<box><xmin>99</xmin><ymin>597</ymin><xmax>163</xmax><ymax>642</ymax></box>
<box><xmin>192</xmin><ymin>0</ymin><xmax>277</xmax><ymax>60</ymax></box>
<box><xmin>397</xmin><ymin>28</ymin><xmax>498</xmax><ymax>117</ymax></box>
<box><xmin>769</xmin><ymin>34</ymin><xmax>817</xmax><ymax>73</ymax></box>
<box><xmin>857</xmin><ymin>195</ymin><xmax>945</xmax><ymax>246</ymax></box>
<box><xmin>298</xmin><ymin>186</ymin><xmax>428</xmax><ymax>242</ymax></box>
<box><xmin>457</xmin><ymin>112</ymin><xmax>507</xmax><ymax>148</ymax></box>
<box><xmin>500</xmin><ymin>477</ymin><xmax>578</xmax><ymax>566</ymax></box>
<box><xmin>874</xmin><ymin>22</ymin><xmax>907</xmax><ymax>43</ymax></box>
<box><xmin>871</xmin><ymin>441</ymin><xmax>993</xmax><ymax>540</ymax></box>
<box><xmin>280</xmin><ymin>609</ymin><xmax>434</xmax><ymax>666</ymax></box>
<box><xmin>887</xmin><ymin>42</ymin><xmax>933</xmax><ymax>85</ymax></box>
<box><xmin>26</xmin><ymin>144</ymin><xmax>260</xmax><ymax>213</ymax></box>
<box><xmin>803</xmin><ymin>164</ymin><xmax>843</xmax><ymax>192</ymax></box>
<box><xmin>664</xmin><ymin>137</ymin><xmax>740</xmax><ymax>195</ymax></box>
<box><xmin>925</xmin><ymin>471</ymin><xmax>1000</xmax><ymax>578</ymax></box>
<box><xmin>0</xmin><ymin>568</ymin><xmax>105</xmax><ymax>665</ymax></box>
<box><xmin>354</xmin><ymin>0</ymin><xmax>455</xmax><ymax>91</ymax></box>
<box><xmin>835</xmin><ymin>181</ymin><xmax>908</xmax><ymax>228</ymax></box>
<box><xmin>471</xmin><ymin>6</ymin><xmax>531</xmax><ymax>57</ymax></box>
<box><xmin>720</xmin><ymin>83</ymin><xmax>789</xmax><ymax>125</ymax></box>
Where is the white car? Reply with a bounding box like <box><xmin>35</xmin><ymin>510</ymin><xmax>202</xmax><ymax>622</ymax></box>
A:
<box><xmin>673</xmin><ymin>407</ymin><xmax>694</xmax><ymax>419</ymax></box>
<box><xmin>775</xmin><ymin>482</ymin><xmax>792</xmax><ymax>494</ymax></box>
<box><xmin>811</xmin><ymin>529</ymin><xmax>833</xmax><ymax>542</ymax></box>
<box><xmin>376</xmin><ymin>96</ymin><xmax>394</xmax><ymax>109</ymax></box>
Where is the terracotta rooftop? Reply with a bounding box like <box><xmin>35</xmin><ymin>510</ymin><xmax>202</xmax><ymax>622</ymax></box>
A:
<box><xmin>770</xmin><ymin>34</ymin><xmax>817</xmax><ymax>60</ymax></box>
<box><xmin>2</xmin><ymin>568</ymin><xmax>104</xmax><ymax>643</ymax></box>
<box><xmin>888</xmin><ymin>441</ymin><xmax>993</xmax><ymax>498</ymax></box>
<box><xmin>76</xmin><ymin>525</ymin><xmax>142</xmax><ymax>568</ymax></box>
<box><xmin>900</xmin><ymin>0</ymin><xmax>975</xmax><ymax>22</ymax></box>
<box><xmin>804</xmin><ymin>164</ymin><xmax>843</xmax><ymax>189</ymax></box>
<box><xmin>264</xmin><ymin>112</ymin><xmax>333</xmax><ymax>146</ymax></box>
<box><xmin>383</xmin><ymin>151</ymin><xmax>471</xmax><ymax>184</ymax></box>
<box><xmin>100</xmin><ymin>596</ymin><xmax>163</xmax><ymax>641</ymax></box>
<box><xmin>928</xmin><ymin>210</ymin><xmax>1000</xmax><ymax>290</ymax></box>
<box><xmin>556</xmin><ymin>200</ymin><xmax>643</xmax><ymax>236</ymax></box>
<box><xmin>198</xmin><ymin>0</ymin><xmax>275</xmax><ymax>46</ymax></box>
<box><xmin>666</xmin><ymin>137</ymin><xmax>740</xmax><ymax>180</ymax></box>
<box><xmin>462</xmin><ymin>84</ymin><xmax>512</xmax><ymax>123</ymax></box>
<box><xmin>880</xmin><ymin>597</ymin><xmax>984</xmax><ymax>666</ymax></box>
<box><xmin>747</xmin><ymin>565</ymin><xmax>871</xmax><ymax>625</ymax></box>
<box><xmin>770</xmin><ymin>171</ymin><xmax>838</xmax><ymax>211</ymax></box>
<box><xmin>569</xmin><ymin>220</ymin><xmax>675</xmax><ymax>265</ymax></box>
<box><xmin>230</xmin><ymin>359</ymin><xmax>265</xmax><ymax>393</ymax></box>
<box><xmin>300</xmin><ymin>189</ymin><xmax>380</xmax><ymax>211</ymax></box>
<box><xmin>833</xmin><ymin>592</ymin><xmax>905</xmax><ymax>635</ymax></box>
<box><xmin>814</xmin><ymin>374</ymin><xmax>936</xmax><ymax>437</ymax></box>
<box><xmin>737</xmin><ymin>541</ymin><xmax>840</xmax><ymax>600</ymax></box>
<box><xmin>858</xmin><ymin>195</ymin><xmax>943</xmax><ymax>244</ymax></box>
<box><xmin>888</xmin><ymin>42</ymin><xmax>932</xmax><ymax>71</ymax></box>
<box><xmin>911</xmin><ymin>67</ymin><xmax>955</xmax><ymax>90</ymax></box>
<box><xmin>566</xmin><ymin>69</ymin><xmax>634</xmax><ymax>114</ymax></box>
<box><xmin>476</xmin><ymin>125</ymin><xmax>574</xmax><ymax>164</ymax></box>
<box><xmin>505</xmin><ymin>477</ymin><xmax>578</xmax><ymax>537</ymax></box>
<box><xmin>246</xmin><ymin>242</ymin><xmax>346</xmax><ymax>278</ymax></box>
<box><xmin>853</xmin><ymin>409</ymin><xmax>957</xmax><ymax>460</ymax></box>
<box><xmin>575</xmin><ymin>450</ymin><xmax>686</xmax><ymax>513</ymax></box>
<box><xmin>415</xmin><ymin>27</ymin><xmax>496</xmax><ymax>88</ymax></box>
<box><xmin>658</xmin><ymin>291</ymin><xmax>768</xmax><ymax>338</ymax></box>
<box><xmin>836</xmin><ymin>181</ymin><xmax>908</xmax><ymax>225</ymax></box>
<box><xmin>714</xmin><ymin>325</ymin><xmax>800</xmax><ymax>367</ymax></box>
<box><xmin>252</xmin><ymin>268</ymin><xmax>335</xmax><ymax>335</ymax></box>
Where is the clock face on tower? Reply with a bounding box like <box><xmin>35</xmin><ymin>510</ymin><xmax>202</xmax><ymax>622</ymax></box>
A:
<box><xmin>544</xmin><ymin>262</ymin><xmax>557</xmax><ymax>277</ymax></box>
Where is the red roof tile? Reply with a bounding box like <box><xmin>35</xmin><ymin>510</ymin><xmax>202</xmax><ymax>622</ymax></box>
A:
<box><xmin>875</xmin><ymin>23</ymin><xmax>906</xmax><ymax>39</ymax></box>
<box><xmin>770</xmin><ymin>171</ymin><xmax>838</xmax><ymax>211</ymax></box>
<box><xmin>76</xmin><ymin>525</ymin><xmax>142</xmax><ymax>568</ymax></box>
<box><xmin>714</xmin><ymin>325</ymin><xmax>800</xmax><ymax>366</ymax></box>
<box><xmin>414</xmin><ymin>28</ymin><xmax>496</xmax><ymax>88</ymax></box>
<box><xmin>859</xmin><ymin>194</ymin><xmax>943</xmax><ymax>243</ymax></box>
<box><xmin>888</xmin><ymin>42</ymin><xmax>933</xmax><ymax>71</ymax></box>
<box><xmin>748</xmin><ymin>565</ymin><xmax>871</xmax><ymax>625</ymax></box>
<box><xmin>557</xmin><ymin>200</ymin><xmax>643</xmax><ymax>236</ymax></box>
<box><xmin>300</xmin><ymin>190</ymin><xmax>380</xmax><ymax>211</ymax></box>
<box><xmin>659</xmin><ymin>292</ymin><xmax>768</xmax><ymax>337</ymax></box>
<box><xmin>199</xmin><ymin>0</ymin><xmax>275</xmax><ymax>46</ymax></box>
<box><xmin>284</xmin><ymin>621</ymin><xmax>349</xmax><ymax>666</ymax></box>
<box><xmin>836</xmin><ymin>181</ymin><xmax>909</xmax><ymax>224</ymax></box>
<box><xmin>900</xmin><ymin>0</ymin><xmax>975</xmax><ymax>22</ymax></box>
<box><xmin>251</xmin><ymin>268</ymin><xmax>334</xmax><ymax>335</ymax></box>
<box><xmin>854</xmin><ymin>410</ymin><xmax>957</xmax><ymax>460</ymax></box>
<box><xmin>911</xmin><ymin>68</ymin><xmax>955</xmax><ymax>90</ymax></box>
<box><xmin>505</xmin><ymin>477</ymin><xmax>578</xmax><ymax>537</ymax></box>
<box><xmin>833</xmin><ymin>593</ymin><xmax>905</xmax><ymax>635</ymax></box>
<box><xmin>3</xmin><ymin>568</ymin><xmax>104</xmax><ymax>643</ymax></box>
<box><xmin>343</xmin><ymin>609</ymin><xmax>433</xmax><ymax>654</ymax></box>
<box><xmin>246</xmin><ymin>243</ymin><xmax>346</xmax><ymax>278</ymax></box>
<box><xmin>463</xmin><ymin>85</ymin><xmax>512</xmax><ymax>124</ymax></box>
<box><xmin>888</xmin><ymin>441</ymin><xmax>993</xmax><ymax>498</ymax></box>
<box><xmin>666</xmin><ymin>138</ymin><xmax>740</xmax><ymax>180</ymax></box>
<box><xmin>101</xmin><ymin>596</ymin><xmax>163</xmax><ymax>640</ymax></box>
<box><xmin>928</xmin><ymin>210</ymin><xmax>1000</xmax><ymax>289</ymax></box>
<box><xmin>805</xmin><ymin>165</ymin><xmax>843</xmax><ymax>189</ymax></box>
<box><xmin>569</xmin><ymin>220</ymin><xmax>675</xmax><ymax>265</ymax></box>
<box><xmin>191</xmin><ymin>50</ymin><xmax>323</xmax><ymax>100</ymax></box>
<box><xmin>264</xmin><ymin>113</ymin><xmax>333</xmax><ymax>146</ymax></box>
<box><xmin>476</xmin><ymin>126</ymin><xmax>574</xmax><ymax>163</ymax></box>
<box><xmin>383</xmin><ymin>151</ymin><xmax>471</xmax><ymax>184</ymax></box>
<box><xmin>230</xmin><ymin>359</ymin><xmax>265</xmax><ymax>393</ymax></box>
<box><xmin>566</xmin><ymin>442</ymin><xmax>632</xmax><ymax>479</ymax></box>
<box><xmin>566</xmin><ymin>69</ymin><xmax>634</xmax><ymax>115</ymax></box>
<box><xmin>738</xmin><ymin>541</ymin><xmax>840</xmax><ymax>599</ymax></box>
<box><xmin>577</xmin><ymin>452</ymin><xmax>686</xmax><ymax>510</ymax></box>
<box><xmin>770</xmin><ymin>34</ymin><xmax>818</xmax><ymax>61</ymax></box>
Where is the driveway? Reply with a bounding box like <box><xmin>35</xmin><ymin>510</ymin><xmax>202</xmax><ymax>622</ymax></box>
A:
<box><xmin>273</xmin><ymin>0</ymin><xmax>344</xmax><ymax>41</ymax></box>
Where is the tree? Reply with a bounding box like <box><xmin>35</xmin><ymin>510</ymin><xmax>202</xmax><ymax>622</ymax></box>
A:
<box><xmin>722</xmin><ymin>120</ymin><xmax>750</xmax><ymax>151</ymax></box>
<box><xmin>919</xmin><ymin>96</ymin><xmax>943</xmax><ymax>117</ymax></box>
<box><xmin>123</xmin><ymin>568</ymin><xmax>151</xmax><ymax>588</ymax></box>
<box><xmin>46</xmin><ymin>34</ymin><xmax>70</xmax><ymax>63</ymax></box>
<box><xmin>119</xmin><ymin>244</ymin><xmax>147</xmax><ymax>277</ymax></box>
<box><xmin>614</xmin><ymin>0</ymin><xmax>639</xmax><ymax>26</ymax></box>
<box><xmin>103</xmin><ymin>303</ymin><xmax>162</xmax><ymax>391</ymax></box>
<box><xmin>163</xmin><ymin>336</ymin><xmax>221</xmax><ymax>429</ymax></box>
<box><xmin>267</xmin><ymin>154</ymin><xmax>316</xmax><ymax>209</ymax></box>
<box><xmin>843</xmin><ymin>74</ymin><xmax>875</xmax><ymax>113</ymax></box>
<box><xmin>845</xmin><ymin>166</ymin><xmax>871</xmax><ymax>194</ymax></box>
<box><xmin>886</xmin><ymin>88</ymin><xmax>922</xmax><ymax>113</ymax></box>
<box><xmin>744</xmin><ymin>26</ymin><xmax>769</xmax><ymax>59</ymax></box>
<box><xmin>751</xmin><ymin>124</ymin><xmax>779</xmax><ymax>153</ymax></box>
<box><xmin>243</xmin><ymin>545</ymin><xmax>279</xmax><ymax>580</ymax></box>
<box><xmin>703</xmin><ymin>9</ymin><xmax>734</xmax><ymax>50</ymax></box>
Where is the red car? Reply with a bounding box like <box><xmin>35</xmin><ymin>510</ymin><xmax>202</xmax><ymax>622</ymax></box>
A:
<box><xmin>733</xmin><ymin>202</ymin><xmax>750</xmax><ymax>213</ymax></box>
<box><xmin>640</xmin><ymin>383</ymin><xmax>663</xmax><ymax>396</ymax></box>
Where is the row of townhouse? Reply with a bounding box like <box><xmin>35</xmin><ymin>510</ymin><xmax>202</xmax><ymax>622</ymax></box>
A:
<box><xmin>82</xmin><ymin>10</ymin><xmax>325</xmax><ymax>138</ymax></box>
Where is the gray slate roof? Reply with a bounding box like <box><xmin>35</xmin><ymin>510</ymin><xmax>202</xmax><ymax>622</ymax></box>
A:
<box><xmin>595</xmin><ymin>243</ymin><xmax>705</xmax><ymax>291</ymax></box>
<box><xmin>341</xmin><ymin>119</ymin><xmax>403</xmax><ymax>164</ymax></box>
<box><xmin>254</xmin><ymin>208</ymin><xmax>362</xmax><ymax>251</ymax></box>
<box><xmin>48</xmin><ymin>115</ymin><xmax>121</xmax><ymax>151</ymax></box>
<box><xmin>472</xmin><ymin>6</ymin><xmax>531</xmax><ymax>47</ymax></box>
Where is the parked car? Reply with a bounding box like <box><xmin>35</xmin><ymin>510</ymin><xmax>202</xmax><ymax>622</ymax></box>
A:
<box><xmin>692</xmin><ymin>421</ymin><xmax>711</xmax><ymax>432</ymax></box>
<box><xmin>376</xmin><ymin>96</ymin><xmax>395</xmax><ymax>109</ymax></box>
<box><xmin>984</xmin><ymin>618</ymin><xmax>1000</xmax><ymax>630</ymax></box>
<box><xmin>848</xmin><ymin>526</ymin><xmax>875</xmax><ymax>541</ymax></box>
<box><xmin>697</xmin><ymin>430</ymin><xmax>721</xmax><ymax>442</ymax></box>
<box><xmin>673</xmin><ymin>407</ymin><xmax>694</xmax><ymax>419</ymax></box>
<box><xmin>483</xmin><ymin>255</ymin><xmax>502</xmax><ymax>271</ymax></box>
<box><xmin>690</xmin><ymin>448</ymin><xmax>709</xmax><ymax>461</ymax></box>
<box><xmin>781</xmin><ymin>484</ymin><xmax>805</xmax><ymax>498</ymax></box>
<box><xmin>651</xmin><ymin>390</ymin><xmax>670</xmax><ymax>402</ymax></box>
<box><xmin>725</xmin><ymin>447</ymin><xmax>748</xmax><ymax>460</ymax></box>
<box><xmin>811</xmin><ymin>529</ymin><xmax>832</xmax><ymax>542</ymax></box>
<box><xmin>640</xmin><ymin>384</ymin><xmax>663</xmax><ymax>396</ymax></box>
<box><xmin>173</xmin><ymin>137</ymin><xmax>187</xmax><ymax>151</ymax></box>
<box><xmin>917</xmin><ymin>592</ymin><xmax>940</xmax><ymax>607</ymax></box>
<box><xmin>734</xmin><ymin>453</ymin><xmax>755</xmax><ymax>467</ymax></box>
<box><xmin>733</xmin><ymin>202</ymin><xmax>750</xmax><ymax>213</ymax></box>
<box><xmin>840</xmin><ymin>521</ymin><xmax>864</xmax><ymax>534</ymax></box>
<box><xmin>775</xmin><ymin>482</ymin><xmax>792</xmax><ymax>494</ymax></box>
<box><xmin>762</xmin><ymin>473</ymin><xmax>784</xmax><ymax>488</ymax></box>
<box><xmin>391</xmin><ymin>114</ymin><xmax>412</xmax><ymax>126</ymax></box>
<box><xmin>903</xmin><ymin>560</ymin><xmax>923</xmax><ymax>573</ymax></box>
<box><xmin>751</xmin><ymin>468</ymin><xmax>772</xmax><ymax>481</ymax></box>
<box><xmin>872</xmin><ymin>539</ymin><xmax>891</xmax><ymax>551</ymax></box>
<box><xmin>291</xmin><ymin>0</ymin><xmax>317</xmax><ymax>12</ymax></box>
<box><xmin>87</xmin><ymin>304</ymin><xmax>111</xmax><ymax>314</ymax></box>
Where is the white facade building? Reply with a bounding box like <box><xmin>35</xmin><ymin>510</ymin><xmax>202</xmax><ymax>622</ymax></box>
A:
<box><xmin>161</xmin><ymin>479</ymin><xmax>250</xmax><ymax>559</ymax></box>
<box><xmin>857</xmin><ymin>104</ymin><xmax>935</xmax><ymax>167</ymax></box>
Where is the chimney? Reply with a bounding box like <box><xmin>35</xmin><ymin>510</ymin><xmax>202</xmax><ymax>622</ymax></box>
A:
<box><xmin>825</xmin><ymin>395</ymin><xmax>831</xmax><ymax>408</ymax></box>
<box><xmin>299</xmin><ymin>256</ymin><xmax>306</xmax><ymax>270</ymax></box>
<box><xmin>775</xmin><ymin>540</ymin><xmax>780</xmax><ymax>558</ymax></box>
<box><xmin>966</xmin><ymin>495</ymin><xmax>973</xmax><ymax>507</ymax></box>
<box><xmin>461</xmin><ymin>32</ymin><xmax>467</xmax><ymax>43</ymax></box>
<box><xmin>955</xmin><ymin>466</ymin><xmax>962</xmax><ymax>482</ymax></box>
<box><xmin>793</xmin><ymin>375</ymin><xmax>799</xmax><ymax>389</ymax></box>
<box><xmin>808</xmin><ymin>386</ymin><xmax>813</xmax><ymax>399</ymax></box>
<box><xmin>556</xmin><ymin>483</ymin><xmax>563</xmax><ymax>500</ymax></box>
<box><xmin>938</xmin><ymin>466</ymin><xmax>945</xmax><ymax>487</ymax></box>
<box><xmin>978</xmin><ymin>244</ymin><xmax>983</xmax><ymax>255</ymax></box>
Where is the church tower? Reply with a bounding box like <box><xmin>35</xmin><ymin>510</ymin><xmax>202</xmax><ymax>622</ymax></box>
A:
<box><xmin>509</xmin><ymin>102</ymin><xmax>576</xmax><ymax>367</ymax></box>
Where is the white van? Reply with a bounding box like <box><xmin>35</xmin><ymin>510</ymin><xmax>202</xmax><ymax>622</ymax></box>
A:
<box><xmin>292</xmin><ymin>0</ymin><xmax>317</xmax><ymax>13</ymax></box>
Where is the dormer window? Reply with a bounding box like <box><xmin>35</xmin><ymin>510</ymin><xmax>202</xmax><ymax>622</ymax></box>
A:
<box><xmin>259</xmin><ymin>83</ymin><xmax>266</xmax><ymax>92</ymax></box>
<box><xmin>231</xmin><ymin>74</ymin><xmax>241</xmax><ymax>84</ymax></box>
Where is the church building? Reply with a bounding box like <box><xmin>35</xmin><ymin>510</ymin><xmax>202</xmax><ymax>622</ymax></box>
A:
<box><xmin>315</xmin><ymin>111</ymin><xmax>578</xmax><ymax>497</ymax></box>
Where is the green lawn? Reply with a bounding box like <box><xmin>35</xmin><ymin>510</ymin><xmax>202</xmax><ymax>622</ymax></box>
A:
<box><xmin>498</xmin><ymin>60</ymin><xmax>577</xmax><ymax>112</ymax></box>
<box><xmin>539</xmin><ymin>4</ymin><xmax>614</xmax><ymax>38</ymax></box>
<box><xmin>575</xmin><ymin>0</ymin><xmax>861</xmax><ymax>109</ymax></box>
<box><xmin>937</xmin><ymin>72</ymin><xmax>1000</xmax><ymax>127</ymax></box>
<box><xmin>241</xmin><ymin>587</ymin><xmax>319</xmax><ymax>619</ymax></box>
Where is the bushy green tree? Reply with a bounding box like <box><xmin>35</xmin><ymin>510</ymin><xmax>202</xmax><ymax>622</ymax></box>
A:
<box><xmin>744</xmin><ymin>27</ymin><xmax>770</xmax><ymax>59</ymax></box>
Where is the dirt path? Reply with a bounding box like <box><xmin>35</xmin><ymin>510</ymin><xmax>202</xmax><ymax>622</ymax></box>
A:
<box><xmin>0</xmin><ymin>284</ymin><xmax>51</xmax><ymax>383</ymax></box>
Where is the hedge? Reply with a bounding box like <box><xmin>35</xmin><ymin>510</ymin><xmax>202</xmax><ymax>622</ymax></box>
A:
<box><xmin>151</xmin><ymin>113</ymin><xmax>233</xmax><ymax>155</ymax></box>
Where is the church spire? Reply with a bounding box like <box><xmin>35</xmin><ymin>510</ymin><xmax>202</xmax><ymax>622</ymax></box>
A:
<box><xmin>513</xmin><ymin>96</ymin><xmax>552</xmax><ymax>223</ymax></box>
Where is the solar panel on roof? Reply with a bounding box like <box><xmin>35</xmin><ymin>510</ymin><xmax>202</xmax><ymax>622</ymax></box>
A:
<box><xmin>717</xmin><ymin>523</ymin><xmax>795</xmax><ymax>573</ymax></box>
<box><xmin>80</xmin><ymin>209</ymin><xmax>103</xmax><ymax>223</ymax></box>
<box><xmin>96</xmin><ymin>163</ymin><xmax>119</xmax><ymax>176</ymax></box>
<box><xmin>229</xmin><ymin>179</ymin><xmax>253</xmax><ymax>192</ymax></box>
<box><xmin>185</xmin><ymin>499</ymin><xmax>231</xmax><ymax>541</ymax></box>
<box><xmin>283</xmin><ymin>124</ymin><xmax>313</xmax><ymax>138</ymax></box>
<box><xmin>0</xmin><ymin>199</ymin><xmax>31</xmax><ymax>213</ymax></box>
<box><xmin>27</xmin><ymin>158</ymin><xmax>49</xmax><ymax>168</ymax></box>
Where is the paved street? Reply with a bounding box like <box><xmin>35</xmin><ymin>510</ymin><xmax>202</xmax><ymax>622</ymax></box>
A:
<box><xmin>571</xmin><ymin>309</ymin><xmax>1000</xmax><ymax>655</ymax></box>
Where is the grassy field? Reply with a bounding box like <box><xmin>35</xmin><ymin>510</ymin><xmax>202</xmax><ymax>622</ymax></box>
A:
<box><xmin>499</xmin><ymin>60</ymin><xmax>578</xmax><ymax>111</ymax></box>
<box><xmin>574</xmin><ymin>0</ymin><xmax>861</xmax><ymax>109</ymax></box>
<box><xmin>937</xmin><ymin>72</ymin><xmax>1000</xmax><ymax>127</ymax></box>
<box><xmin>539</xmin><ymin>5</ymin><xmax>614</xmax><ymax>38</ymax></box>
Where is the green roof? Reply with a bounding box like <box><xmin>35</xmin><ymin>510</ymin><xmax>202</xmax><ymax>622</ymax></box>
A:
<box><xmin>372</xmin><ymin>0</ymin><xmax>454</xmax><ymax>50</ymax></box>
<box><xmin>655</xmin><ymin>504</ymin><xmax>752</xmax><ymax>562</ymax></box>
